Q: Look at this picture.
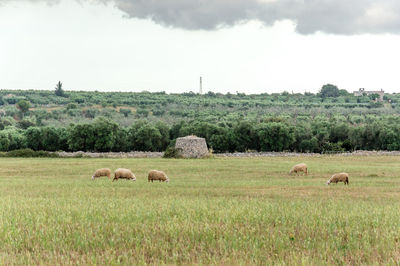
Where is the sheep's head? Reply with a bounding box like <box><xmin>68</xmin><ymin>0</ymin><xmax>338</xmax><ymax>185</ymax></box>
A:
<box><xmin>165</xmin><ymin>178</ymin><xmax>169</xmax><ymax>183</ymax></box>
<box><xmin>326</xmin><ymin>180</ymin><xmax>331</xmax><ymax>185</ymax></box>
<box><xmin>91</xmin><ymin>176</ymin><xmax>95</xmax><ymax>180</ymax></box>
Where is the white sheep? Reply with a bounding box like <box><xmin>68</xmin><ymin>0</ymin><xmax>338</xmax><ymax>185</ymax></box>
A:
<box><xmin>289</xmin><ymin>163</ymin><xmax>308</xmax><ymax>175</ymax></box>
<box><xmin>92</xmin><ymin>168</ymin><xmax>111</xmax><ymax>180</ymax></box>
<box><xmin>148</xmin><ymin>170</ymin><xmax>169</xmax><ymax>183</ymax></box>
<box><xmin>327</xmin><ymin>173</ymin><xmax>349</xmax><ymax>185</ymax></box>
<box><xmin>113</xmin><ymin>168</ymin><xmax>136</xmax><ymax>182</ymax></box>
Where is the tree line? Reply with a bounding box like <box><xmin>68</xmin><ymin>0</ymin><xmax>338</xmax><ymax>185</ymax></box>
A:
<box><xmin>1</xmin><ymin>116</ymin><xmax>400</xmax><ymax>153</ymax></box>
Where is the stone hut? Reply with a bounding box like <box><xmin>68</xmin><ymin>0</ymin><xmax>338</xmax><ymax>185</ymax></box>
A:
<box><xmin>175</xmin><ymin>135</ymin><xmax>209</xmax><ymax>158</ymax></box>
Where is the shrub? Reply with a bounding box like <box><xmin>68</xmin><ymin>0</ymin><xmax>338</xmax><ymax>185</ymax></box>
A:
<box><xmin>17</xmin><ymin>119</ymin><xmax>36</xmax><ymax>129</ymax></box>
<box><xmin>119</xmin><ymin>108</ymin><xmax>132</xmax><ymax>117</ymax></box>
<box><xmin>66</xmin><ymin>103</ymin><xmax>77</xmax><ymax>110</ymax></box>
<box><xmin>0</xmin><ymin>148</ymin><xmax>59</xmax><ymax>158</ymax></box>
<box><xmin>163</xmin><ymin>147</ymin><xmax>183</xmax><ymax>158</ymax></box>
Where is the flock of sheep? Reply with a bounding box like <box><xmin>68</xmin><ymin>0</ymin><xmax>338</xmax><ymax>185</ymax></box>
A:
<box><xmin>92</xmin><ymin>168</ymin><xmax>169</xmax><ymax>182</ymax></box>
<box><xmin>289</xmin><ymin>163</ymin><xmax>349</xmax><ymax>185</ymax></box>
<box><xmin>91</xmin><ymin>163</ymin><xmax>348</xmax><ymax>185</ymax></box>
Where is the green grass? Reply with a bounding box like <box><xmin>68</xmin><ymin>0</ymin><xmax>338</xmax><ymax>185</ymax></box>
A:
<box><xmin>1</xmin><ymin>156</ymin><xmax>400</xmax><ymax>264</ymax></box>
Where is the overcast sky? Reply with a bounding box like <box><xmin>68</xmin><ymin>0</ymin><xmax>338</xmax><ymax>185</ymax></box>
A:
<box><xmin>1</xmin><ymin>0</ymin><xmax>400</xmax><ymax>94</ymax></box>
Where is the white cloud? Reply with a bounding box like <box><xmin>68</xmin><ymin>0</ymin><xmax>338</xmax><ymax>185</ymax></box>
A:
<box><xmin>1</xmin><ymin>0</ymin><xmax>400</xmax><ymax>93</ymax></box>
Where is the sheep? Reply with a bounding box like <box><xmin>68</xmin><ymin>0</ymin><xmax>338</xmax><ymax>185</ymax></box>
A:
<box><xmin>92</xmin><ymin>168</ymin><xmax>111</xmax><ymax>180</ymax></box>
<box><xmin>148</xmin><ymin>170</ymin><xmax>169</xmax><ymax>183</ymax></box>
<box><xmin>113</xmin><ymin>168</ymin><xmax>136</xmax><ymax>182</ymax></box>
<box><xmin>327</xmin><ymin>173</ymin><xmax>349</xmax><ymax>185</ymax></box>
<box><xmin>289</xmin><ymin>163</ymin><xmax>308</xmax><ymax>175</ymax></box>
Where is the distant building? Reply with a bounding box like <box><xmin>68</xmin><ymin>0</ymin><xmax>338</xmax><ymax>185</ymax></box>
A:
<box><xmin>353</xmin><ymin>88</ymin><xmax>384</xmax><ymax>101</ymax></box>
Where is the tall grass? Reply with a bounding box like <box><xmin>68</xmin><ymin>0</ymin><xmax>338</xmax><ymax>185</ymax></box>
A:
<box><xmin>0</xmin><ymin>156</ymin><xmax>400</xmax><ymax>264</ymax></box>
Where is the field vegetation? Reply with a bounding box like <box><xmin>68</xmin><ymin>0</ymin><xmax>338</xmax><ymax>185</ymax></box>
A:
<box><xmin>1</xmin><ymin>84</ymin><xmax>400</xmax><ymax>153</ymax></box>
<box><xmin>0</xmin><ymin>156</ymin><xmax>400</xmax><ymax>264</ymax></box>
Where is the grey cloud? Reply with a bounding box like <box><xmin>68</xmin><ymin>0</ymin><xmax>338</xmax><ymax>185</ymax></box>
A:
<box><xmin>107</xmin><ymin>0</ymin><xmax>265</xmax><ymax>30</ymax></box>
<box><xmin>4</xmin><ymin>0</ymin><xmax>400</xmax><ymax>34</ymax></box>
<box><xmin>96</xmin><ymin>0</ymin><xmax>400</xmax><ymax>34</ymax></box>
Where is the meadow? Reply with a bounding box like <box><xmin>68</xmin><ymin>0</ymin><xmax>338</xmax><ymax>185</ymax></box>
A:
<box><xmin>0</xmin><ymin>156</ymin><xmax>400</xmax><ymax>264</ymax></box>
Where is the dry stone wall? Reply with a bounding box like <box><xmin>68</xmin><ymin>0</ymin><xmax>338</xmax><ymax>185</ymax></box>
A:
<box><xmin>53</xmin><ymin>150</ymin><xmax>400</xmax><ymax>158</ymax></box>
<box><xmin>55</xmin><ymin>151</ymin><xmax>163</xmax><ymax>158</ymax></box>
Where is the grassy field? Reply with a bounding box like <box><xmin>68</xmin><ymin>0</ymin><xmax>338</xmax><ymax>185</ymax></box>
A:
<box><xmin>0</xmin><ymin>156</ymin><xmax>400</xmax><ymax>264</ymax></box>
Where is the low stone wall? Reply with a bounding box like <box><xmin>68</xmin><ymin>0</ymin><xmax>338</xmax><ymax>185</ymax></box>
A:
<box><xmin>338</xmin><ymin>150</ymin><xmax>400</xmax><ymax>156</ymax></box>
<box><xmin>54</xmin><ymin>150</ymin><xmax>400</xmax><ymax>158</ymax></box>
<box><xmin>55</xmin><ymin>151</ymin><xmax>163</xmax><ymax>158</ymax></box>
<box><xmin>215</xmin><ymin>151</ymin><xmax>400</xmax><ymax>157</ymax></box>
<box><xmin>214</xmin><ymin>152</ymin><xmax>321</xmax><ymax>157</ymax></box>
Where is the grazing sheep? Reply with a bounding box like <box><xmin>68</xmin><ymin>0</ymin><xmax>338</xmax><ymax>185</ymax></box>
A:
<box><xmin>289</xmin><ymin>163</ymin><xmax>308</xmax><ymax>175</ymax></box>
<box><xmin>92</xmin><ymin>168</ymin><xmax>111</xmax><ymax>180</ymax></box>
<box><xmin>113</xmin><ymin>168</ymin><xmax>136</xmax><ymax>182</ymax></box>
<box><xmin>148</xmin><ymin>170</ymin><xmax>169</xmax><ymax>183</ymax></box>
<box><xmin>327</xmin><ymin>173</ymin><xmax>349</xmax><ymax>185</ymax></box>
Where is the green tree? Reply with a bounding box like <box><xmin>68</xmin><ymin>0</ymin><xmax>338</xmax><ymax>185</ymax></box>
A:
<box><xmin>41</xmin><ymin>126</ymin><xmax>62</xmax><ymax>151</ymax></box>
<box><xmin>67</xmin><ymin>118</ymin><xmax>118</xmax><ymax>152</ymax></box>
<box><xmin>329</xmin><ymin>122</ymin><xmax>349</xmax><ymax>143</ymax></box>
<box><xmin>363</xmin><ymin>122</ymin><xmax>382</xmax><ymax>150</ymax></box>
<box><xmin>119</xmin><ymin>108</ymin><xmax>132</xmax><ymax>117</ymax></box>
<box><xmin>320</xmin><ymin>84</ymin><xmax>339</xmax><ymax>98</ymax></box>
<box><xmin>66</xmin><ymin>103</ymin><xmax>77</xmax><ymax>110</ymax></box>
<box><xmin>84</xmin><ymin>108</ymin><xmax>97</xmax><ymax>118</ymax></box>
<box><xmin>67</xmin><ymin>124</ymin><xmax>96</xmax><ymax>151</ymax></box>
<box><xmin>378</xmin><ymin>127</ymin><xmax>400</xmax><ymax>151</ymax></box>
<box><xmin>155</xmin><ymin>121</ymin><xmax>171</xmax><ymax>151</ymax></box>
<box><xmin>57</xmin><ymin>127</ymin><xmax>70</xmax><ymax>151</ymax></box>
<box><xmin>299</xmin><ymin>137</ymin><xmax>319</xmax><ymax>153</ymax></box>
<box><xmin>55</xmin><ymin>81</ymin><xmax>65</xmax><ymax>97</ymax></box>
<box><xmin>25</xmin><ymin>127</ymin><xmax>44</xmax><ymax>151</ymax></box>
<box><xmin>292</xmin><ymin>123</ymin><xmax>313</xmax><ymax>152</ymax></box>
<box><xmin>0</xmin><ymin>131</ymin><xmax>10</xmax><ymax>151</ymax></box>
<box><xmin>128</xmin><ymin>121</ymin><xmax>166</xmax><ymax>151</ymax></box>
<box><xmin>112</xmin><ymin>127</ymin><xmax>130</xmax><ymax>152</ymax></box>
<box><xmin>2</xmin><ymin>126</ymin><xmax>27</xmax><ymax>150</ymax></box>
<box><xmin>349</xmin><ymin>126</ymin><xmax>365</xmax><ymax>150</ymax></box>
<box><xmin>169</xmin><ymin>121</ymin><xmax>186</xmax><ymax>140</ymax></box>
<box><xmin>179</xmin><ymin>121</ymin><xmax>220</xmax><ymax>141</ymax></box>
<box><xmin>233</xmin><ymin>120</ymin><xmax>257</xmax><ymax>152</ymax></box>
<box><xmin>136</xmin><ymin>108</ymin><xmax>149</xmax><ymax>117</ymax></box>
<box><xmin>16</xmin><ymin>100</ymin><xmax>30</xmax><ymax>118</ymax></box>
<box><xmin>256</xmin><ymin>122</ymin><xmax>295</xmax><ymax>152</ymax></box>
<box><xmin>339</xmin><ymin>89</ymin><xmax>350</xmax><ymax>96</ymax></box>
<box><xmin>209</xmin><ymin>128</ymin><xmax>236</xmax><ymax>152</ymax></box>
<box><xmin>92</xmin><ymin>117</ymin><xmax>118</xmax><ymax>152</ymax></box>
<box><xmin>17</xmin><ymin>119</ymin><xmax>36</xmax><ymax>129</ymax></box>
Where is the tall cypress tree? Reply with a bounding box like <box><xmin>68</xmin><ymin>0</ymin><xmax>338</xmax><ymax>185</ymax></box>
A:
<box><xmin>55</xmin><ymin>81</ymin><xmax>65</xmax><ymax>97</ymax></box>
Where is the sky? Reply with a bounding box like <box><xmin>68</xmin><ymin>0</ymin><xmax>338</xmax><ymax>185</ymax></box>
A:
<box><xmin>1</xmin><ymin>0</ymin><xmax>400</xmax><ymax>94</ymax></box>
